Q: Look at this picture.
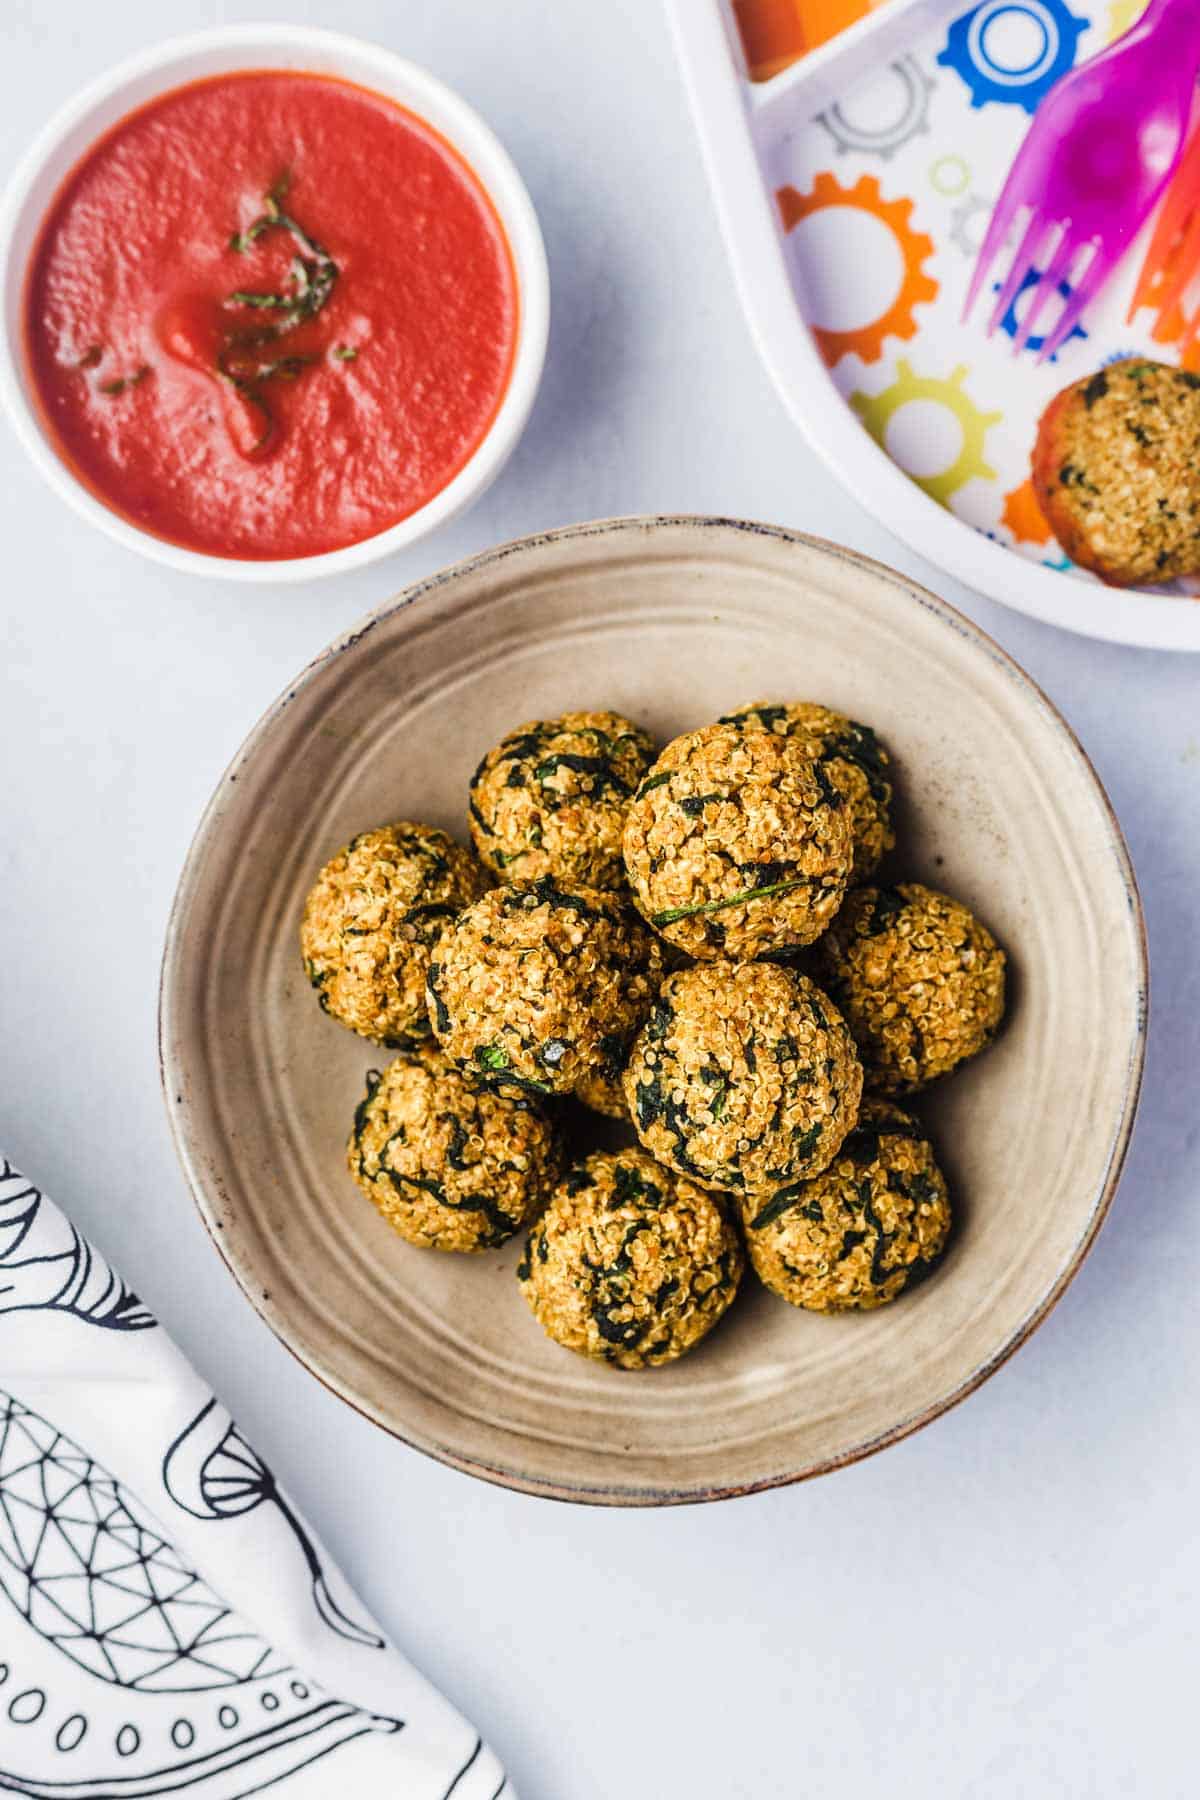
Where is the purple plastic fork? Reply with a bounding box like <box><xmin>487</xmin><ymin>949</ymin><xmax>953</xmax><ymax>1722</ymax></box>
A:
<box><xmin>965</xmin><ymin>0</ymin><xmax>1200</xmax><ymax>364</ymax></box>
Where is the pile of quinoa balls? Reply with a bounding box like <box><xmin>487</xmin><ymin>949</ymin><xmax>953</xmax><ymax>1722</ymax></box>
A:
<box><xmin>299</xmin><ymin>703</ymin><xmax>1007</xmax><ymax>1372</ymax></box>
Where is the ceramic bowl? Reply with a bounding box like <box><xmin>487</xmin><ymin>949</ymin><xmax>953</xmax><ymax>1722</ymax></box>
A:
<box><xmin>159</xmin><ymin>517</ymin><xmax>1147</xmax><ymax>1503</ymax></box>
<box><xmin>0</xmin><ymin>25</ymin><xmax>549</xmax><ymax>583</ymax></box>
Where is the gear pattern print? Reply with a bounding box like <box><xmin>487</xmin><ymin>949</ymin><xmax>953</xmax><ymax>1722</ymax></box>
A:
<box><xmin>0</xmin><ymin>1159</ymin><xmax>512</xmax><ymax>1800</ymax></box>
<box><xmin>767</xmin><ymin>0</ymin><xmax>1194</xmax><ymax>583</ymax></box>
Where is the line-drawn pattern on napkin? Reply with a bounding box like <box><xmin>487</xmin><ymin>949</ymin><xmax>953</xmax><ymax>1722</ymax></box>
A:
<box><xmin>441</xmin><ymin>1732</ymin><xmax>509</xmax><ymax>1800</ymax></box>
<box><xmin>0</xmin><ymin>1388</ymin><xmax>285</xmax><ymax>1692</ymax></box>
<box><xmin>0</xmin><ymin>1160</ymin><xmax>152</xmax><ymax>1331</ymax></box>
<box><xmin>816</xmin><ymin>57</ymin><xmax>935</xmax><ymax>160</ymax></box>
<box><xmin>0</xmin><ymin>1389</ymin><xmax>402</xmax><ymax>1798</ymax></box>
<box><xmin>163</xmin><ymin>1401</ymin><xmax>385</xmax><ymax>1651</ymax></box>
<box><xmin>937</xmin><ymin>0</ymin><xmax>1089</xmax><ymax>114</ymax></box>
<box><xmin>0</xmin><ymin>1692</ymin><xmax>400</xmax><ymax>1799</ymax></box>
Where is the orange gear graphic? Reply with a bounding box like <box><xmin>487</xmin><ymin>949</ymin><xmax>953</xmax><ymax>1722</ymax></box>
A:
<box><xmin>1001</xmin><ymin>479</ymin><xmax>1053</xmax><ymax>547</ymax></box>
<box><xmin>777</xmin><ymin>172</ymin><xmax>939</xmax><ymax>368</ymax></box>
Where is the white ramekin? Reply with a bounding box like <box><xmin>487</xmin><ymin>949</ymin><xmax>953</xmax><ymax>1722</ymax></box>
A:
<box><xmin>0</xmin><ymin>25</ymin><xmax>550</xmax><ymax>582</ymax></box>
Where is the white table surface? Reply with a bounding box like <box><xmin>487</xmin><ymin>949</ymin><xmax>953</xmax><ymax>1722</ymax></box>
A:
<box><xmin>3</xmin><ymin>4</ymin><xmax>1198</xmax><ymax>1796</ymax></box>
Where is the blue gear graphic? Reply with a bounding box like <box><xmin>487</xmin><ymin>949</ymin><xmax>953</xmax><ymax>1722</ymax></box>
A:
<box><xmin>992</xmin><ymin>265</ymin><xmax>1089</xmax><ymax>360</ymax></box>
<box><xmin>937</xmin><ymin>0</ymin><xmax>1088</xmax><ymax>113</ymax></box>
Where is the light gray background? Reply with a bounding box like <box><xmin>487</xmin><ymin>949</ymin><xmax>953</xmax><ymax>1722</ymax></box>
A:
<box><xmin>2</xmin><ymin>4</ymin><xmax>1196</xmax><ymax>1796</ymax></box>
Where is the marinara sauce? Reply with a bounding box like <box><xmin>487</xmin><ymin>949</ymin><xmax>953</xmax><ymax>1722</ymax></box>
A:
<box><xmin>24</xmin><ymin>72</ymin><xmax>518</xmax><ymax>559</ymax></box>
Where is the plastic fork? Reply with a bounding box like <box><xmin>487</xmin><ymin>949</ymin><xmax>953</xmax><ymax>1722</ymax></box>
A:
<box><xmin>964</xmin><ymin>0</ymin><xmax>1200</xmax><ymax>365</ymax></box>
<box><xmin>1128</xmin><ymin>122</ymin><xmax>1200</xmax><ymax>362</ymax></box>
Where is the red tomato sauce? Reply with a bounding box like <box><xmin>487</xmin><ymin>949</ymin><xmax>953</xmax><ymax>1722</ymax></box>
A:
<box><xmin>24</xmin><ymin>72</ymin><xmax>519</xmax><ymax>559</ymax></box>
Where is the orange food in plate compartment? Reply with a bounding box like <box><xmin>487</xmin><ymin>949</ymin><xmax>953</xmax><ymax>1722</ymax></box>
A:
<box><xmin>735</xmin><ymin>0</ymin><xmax>873</xmax><ymax>79</ymax></box>
<box><xmin>23</xmin><ymin>71</ymin><xmax>518</xmax><ymax>561</ymax></box>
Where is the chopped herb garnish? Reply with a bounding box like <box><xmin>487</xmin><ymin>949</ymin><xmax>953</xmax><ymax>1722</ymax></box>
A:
<box><xmin>217</xmin><ymin>175</ymin><xmax>340</xmax><ymax>442</ymax></box>
<box><xmin>227</xmin><ymin>179</ymin><xmax>336</xmax><ymax>333</ymax></box>
<box><xmin>98</xmin><ymin>364</ymin><xmax>151</xmax><ymax>396</ymax></box>
<box><xmin>652</xmin><ymin>876</ymin><xmax>808</xmax><ymax>927</ymax></box>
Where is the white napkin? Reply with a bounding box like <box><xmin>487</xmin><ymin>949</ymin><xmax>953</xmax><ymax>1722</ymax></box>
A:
<box><xmin>0</xmin><ymin>1156</ymin><xmax>512</xmax><ymax>1800</ymax></box>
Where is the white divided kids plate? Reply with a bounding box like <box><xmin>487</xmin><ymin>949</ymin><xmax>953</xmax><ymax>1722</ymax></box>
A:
<box><xmin>668</xmin><ymin>0</ymin><xmax>1200</xmax><ymax>651</ymax></box>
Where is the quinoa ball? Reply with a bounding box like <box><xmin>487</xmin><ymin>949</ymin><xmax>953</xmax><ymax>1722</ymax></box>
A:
<box><xmin>623</xmin><ymin>961</ymin><xmax>863</xmax><ymax>1196</ymax></box>
<box><xmin>427</xmin><ymin>877</ymin><xmax>665</xmax><ymax>1098</ymax></box>
<box><xmin>300</xmin><ymin>823</ymin><xmax>490</xmax><ymax>1046</ymax></box>
<box><xmin>468</xmin><ymin>710</ymin><xmax>657</xmax><ymax>889</ymax></box>
<box><xmin>347</xmin><ymin>1046</ymin><xmax>562</xmax><ymax>1251</ymax></box>
<box><xmin>742</xmin><ymin>1099</ymin><xmax>951</xmax><ymax>1311</ymax></box>
<box><xmin>1032</xmin><ymin>359</ymin><xmax>1200</xmax><ymax>587</ymax></box>
<box><xmin>517</xmin><ymin>1148</ymin><xmax>743</xmax><ymax>1368</ymax></box>
<box><xmin>719</xmin><ymin>700</ymin><xmax>895</xmax><ymax>882</ymax></box>
<box><xmin>622</xmin><ymin>722</ymin><xmax>853</xmax><ymax>961</ymax></box>
<box><xmin>816</xmin><ymin>883</ymin><xmax>1006</xmax><ymax>1094</ymax></box>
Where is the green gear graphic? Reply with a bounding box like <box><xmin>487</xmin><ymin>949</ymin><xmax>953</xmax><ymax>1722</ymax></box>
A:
<box><xmin>850</xmin><ymin>361</ymin><xmax>1002</xmax><ymax>507</ymax></box>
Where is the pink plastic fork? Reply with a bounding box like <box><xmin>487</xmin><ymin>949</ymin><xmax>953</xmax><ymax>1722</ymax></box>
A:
<box><xmin>964</xmin><ymin>0</ymin><xmax>1200</xmax><ymax>364</ymax></box>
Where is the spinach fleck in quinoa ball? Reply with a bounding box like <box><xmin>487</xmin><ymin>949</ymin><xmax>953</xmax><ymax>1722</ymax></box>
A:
<box><xmin>742</xmin><ymin>1099</ymin><xmax>951</xmax><ymax>1310</ymax></box>
<box><xmin>719</xmin><ymin>700</ymin><xmax>895</xmax><ymax>882</ymax></box>
<box><xmin>348</xmin><ymin>1047</ymin><xmax>562</xmax><ymax>1252</ymax></box>
<box><xmin>517</xmin><ymin>1148</ymin><xmax>743</xmax><ymax>1368</ymax></box>
<box><xmin>623</xmin><ymin>961</ymin><xmax>863</xmax><ymax>1196</ymax></box>
<box><xmin>300</xmin><ymin>823</ymin><xmax>490</xmax><ymax>1047</ymax></box>
<box><xmin>468</xmin><ymin>710</ymin><xmax>657</xmax><ymax>889</ymax></box>
<box><xmin>622</xmin><ymin>722</ymin><xmax>853</xmax><ymax>961</ymax></box>
<box><xmin>427</xmin><ymin>876</ymin><xmax>665</xmax><ymax>1099</ymax></box>
<box><xmin>816</xmin><ymin>882</ymin><xmax>1006</xmax><ymax>1094</ymax></box>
